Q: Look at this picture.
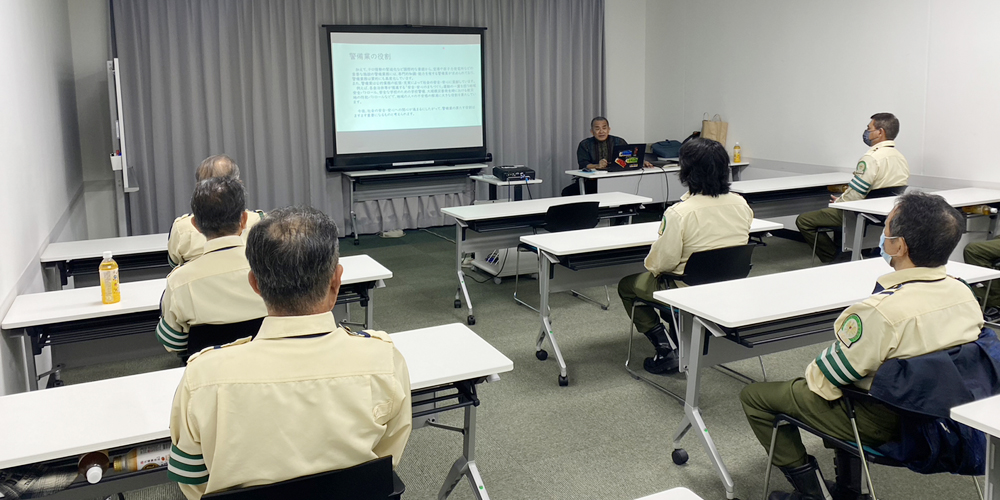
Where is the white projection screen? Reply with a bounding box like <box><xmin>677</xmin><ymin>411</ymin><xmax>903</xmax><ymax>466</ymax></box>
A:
<box><xmin>322</xmin><ymin>25</ymin><xmax>489</xmax><ymax>171</ymax></box>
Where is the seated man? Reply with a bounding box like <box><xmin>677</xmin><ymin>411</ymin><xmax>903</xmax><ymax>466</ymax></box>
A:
<box><xmin>168</xmin><ymin>206</ymin><xmax>412</xmax><ymax>499</ymax></box>
<box><xmin>742</xmin><ymin>192</ymin><xmax>983</xmax><ymax>500</ymax></box>
<box><xmin>562</xmin><ymin>116</ymin><xmax>652</xmax><ymax>196</ymax></box>
<box><xmin>168</xmin><ymin>154</ymin><xmax>265</xmax><ymax>267</ymax></box>
<box><xmin>618</xmin><ymin>138</ymin><xmax>753</xmax><ymax>374</ymax></box>
<box><xmin>964</xmin><ymin>237</ymin><xmax>1000</xmax><ymax>319</ymax></box>
<box><xmin>157</xmin><ymin>177</ymin><xmax>268</xmax><ymax>356</ymax></box>
<box><xmin>796</xmin><ymin>113</ymin><xmax>909</xmax><ymax>263</ymax></box>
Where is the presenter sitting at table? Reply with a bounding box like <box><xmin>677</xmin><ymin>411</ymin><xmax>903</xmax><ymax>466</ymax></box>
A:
<box><xmin>167</xmin><ymin>154</ymin><xmax>265</xmax><ymax>267</ymax></box>
<box><xmin>796</xmin><ymin>113</ymin><xmax>909</xmax><ymax>263</ymax></box>
<box><xmin>562</xmin><ymin>116</ymin><xmax>653</xmax><ymax>196</ymax></box>
<box><xmin>168</xmin><ymin>206</ymin><xmax>412</xmax><ymax>499</ymax></box>
<box><xmin>157</xmin><ymin>177</ymin><xmax>267</xmax><ymax>357</ymax></box>
<box><xmin>964</xmin><ymin>237</ymin><xmax>1000</xmax><ymax>321</ymax></box>
<box><xmin>618</xmin><ymin>138</ymin><xmax>753</xmax><ymax>374</ymax></box>
<box><xmin>742</xmin><ymin>192</ymin><xmax>982</xmax><ymax>500</ymax></box>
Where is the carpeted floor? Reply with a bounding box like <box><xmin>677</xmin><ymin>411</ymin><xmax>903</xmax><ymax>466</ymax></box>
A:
<box><xmin>59</xmin><ymin>216</ymin><xmax>984</xmax><ymax>500</ymax></box>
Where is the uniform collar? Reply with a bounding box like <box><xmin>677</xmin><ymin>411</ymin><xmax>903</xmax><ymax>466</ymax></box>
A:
<box><xmin>255</xmin><ymin>312</ymin><xmax>338</xmax><ymax>340</ymax></box>
<box><xmin>204</xmin><ymin>234</ymin><xmax>244</xmax><ymax>253</ymax></box>
<box><xmin>876</xmin><ymin>265</ymin><xmax>947</xmax><ymax>290</ymax></box>
<box><xmin>867</xmin><ymin>140</ymin><xmax>895</xmax><ymax>153</ymax></box>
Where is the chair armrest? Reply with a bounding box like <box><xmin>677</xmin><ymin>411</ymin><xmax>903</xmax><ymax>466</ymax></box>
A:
<box><xmin>839</xmin><ymin>384</ymin><xmax>877</xmax><ymax>404</ymax></box>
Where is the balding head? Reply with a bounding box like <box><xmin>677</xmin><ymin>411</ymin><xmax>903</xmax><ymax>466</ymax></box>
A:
<box><xmin>195</xmin><ymin>154</ymin><xmax>241</xmax><ymax>182</ymax></box>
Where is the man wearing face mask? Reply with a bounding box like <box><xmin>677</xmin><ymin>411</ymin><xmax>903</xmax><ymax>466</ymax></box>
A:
<box><xmin>796</xmin><ymin>113</ymin><xmax>910</xmax><ymax>263</ymax></box>
<box><xmin>741</xmin><ymin>192</ymin><xmax>982</xmax><ymax>500</ymax></box>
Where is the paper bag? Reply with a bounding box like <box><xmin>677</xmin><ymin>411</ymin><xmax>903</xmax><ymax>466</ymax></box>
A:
<box><xmin>701</xmin><ymin>113</ymin><xmax>728</xmax><ymax>147</ymax></box>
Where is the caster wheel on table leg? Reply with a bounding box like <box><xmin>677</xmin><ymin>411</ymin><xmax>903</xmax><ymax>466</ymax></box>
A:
<box><xmin>493</xmin><ymin>277</ymin><xmax>502</xmax><ymax>285</ymax></box>
<box><xmin>467</xmin><ymin>315</ymin><xmax>476</xmax><ymax>325</ymax></box>
<box><xmin>454</xmin><ymin>299</ymin><xmax>461</xmax><ymax>309</ymax></box>
<box><xmin>353</xmin><ymin>239</ymin><xmax>359</xmax><ymax>246</ymax></box>
<box><xmin>671</xmin><ymin>449</ymin><xmax>689</xmax><ymax>465</ymax></box>
<box><xmin>535</xmin><ymin>350</ymin><xmax>548</xmax><ymax>360</ymax></box>
<box><xmin>558</xmin><ymin>375</ymin><xmax>568</xmax><ymax>387</ymax></box>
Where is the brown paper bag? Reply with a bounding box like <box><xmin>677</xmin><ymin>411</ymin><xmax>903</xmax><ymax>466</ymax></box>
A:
<box><xmin>701</xmin><ymin>113</ymin><xmax>728</xmax><ymax>147</ymax></box>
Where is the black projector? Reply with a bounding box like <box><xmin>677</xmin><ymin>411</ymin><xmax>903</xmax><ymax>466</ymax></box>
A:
<box><xmin>493</xmin><ymin>165</ymin><xmax>535</xmax><ymax>181</ymax></box>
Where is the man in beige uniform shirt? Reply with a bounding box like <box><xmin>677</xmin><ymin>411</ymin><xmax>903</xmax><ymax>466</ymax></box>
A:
<box><xmin>157</xmin><ymin>177</ymin><xmax>267</xmax><ymax>356</ymax></box>
<box><xmin>167</xmin><ymin>154</ymin><xmax>264</xmax><ymax>267</ymax></box>
<box><xmin>742</xmin><ymin>192</ymin><xmax>983</xmax><ymax>500</ymax></box>
<box><xmin>618</xmin><ymin>138</ymin><xmax>754</xmax><ymax>374</ymax></box>
<box><xmin>168</xmin><ymin>206</ymin><xmax>411</xmax><ymax>499</ymax></box>
<box><xmin>796</xmin><ymin>113</ymin><xmax>909</xmax><ymax>263</ymax></box>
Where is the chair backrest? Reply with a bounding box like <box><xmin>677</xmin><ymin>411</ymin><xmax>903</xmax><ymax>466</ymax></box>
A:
<box><xmin>202</xmin><ymin>456</ymin><xmax>399</xmax><ymax>500</ymax></box>
<box><xmin>867</xmin><ymin>185</ymin><xmax>907</xmax><ymax>199</ymax></box>
<box><xmin>187</xmin><ymin>317</ymin><xmax>265</xmax><ymax>355</ymax></box>
<box><xmin>542</xmin><ymin>201</ymin><xmax>601</xmax><ymax>233</ymax></box>
<box><xmin>680</xmin><ymin>244</ymin><xmax>755</xmax><ymax>286</ymax></box>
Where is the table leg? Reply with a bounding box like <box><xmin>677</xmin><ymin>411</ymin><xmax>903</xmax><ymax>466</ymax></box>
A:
<box><xmin>350</xmin><ymin>179</ymin><xmax>360</xmax><ymax>246</ymax></box>
<box><xmin>536</xmin><ymin>252</ymin><xmax>568</xmax><ymax>386</ymax></box>
<box><xmin>672</xmin><ymin>319</ymin><xmax>736</xmax><ymax>499</ymax></box>
<box><xmin>42</xmin><ymin>263</ymin><xmax>62</xmax><ymax>291</ymax></box>
<box><xmin>437</xmin><ymin>404</ymin><xmax>491</xmax><ymax>500</ymax></box>
<box><xmin>848</xmin><ymin>212</ymin><xmax>865</xmax><ymax>261</ymax></box>
<box><xmin>20</xmin><ymin>333</ymin><xmax>38</xmax><ymax>391</ymax></box>
<box><xmin>988</xmin><ymin>434</ymin><xmax>998</xmax><ymax>500</ymax></box>
<box><xmin>577</xmin><ymin>177</ymin><xmax>585</xmax><ymax>195</ymax></box>
<box><xmin>512</xmin><ymin>184</ymin><xmax>523</xmax><ymax>202</ymax></box>
<box><xmin>454</xmin><ymin>222</ymin><xmax>475</xmax><ymax>325</ymax></box>
<box><xmin>488</xmin><ymin>184</ymin><xmax>498</xmax><ymax>201</ymax></box>
<box><xmin>366</xmin><ymin>290</ymin><xmax>375</xmax><ymax>330</ymax></box>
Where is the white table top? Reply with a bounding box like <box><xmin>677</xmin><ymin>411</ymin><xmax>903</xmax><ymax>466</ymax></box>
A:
<box><xmin>635</xmin><ymin>487</ymin><xmax>705</xmax><ymax>500</ymax></box>
<box><xmin>0</xmin><ymin>323</ymin><xmax>513</xmax><ymax>469</ymax></box>
<box><xmin>565</xmin><ymin>166</ymin><xmax>679</xmax><ymax>178</ymax></box>
<box><xmin>343</xmin><ymin>163</ymin><xmax>486</xmax><ymax>178</ymax></box>
<box><xmin>1</xmin><ymin>255</ymin><xmax>392</xmax><ymax>330</ymax></box>
<box><xmin>519</xmin><ymin>219</ymin><xmax>783</xmax><ymax>257</ymax></box>
<box><xmin>653</xmin><ymin>259</ymin><xmax>1000</xmax><ymax>329</ymax></box>
<box><xmin>40</xmin><ymin>233</ymin><xmax>169</xmax><ymax>263</ymax></box>
<box><xmin>951</xmin><ymin>393</ymin><xmax>1000</xmax><ymax>438</ymax></box>
<box><xmin>832</xmin><ymin>187</ymin><xmax>1000</xmax><ymax>216</ymax></box>
<box><xmin>730</xmin><ymin>172</ymin><xmax>851</xmax><ymax>195</ymax></box>
<box><xmin>441</xmin><ymin>192</ymin><xmax>652</xmax><ymax>222</ymax></box>
<box><xmin>469</xmin><ymin>174</ymin><xmax>543</xmax><ymax>186</ymax></box>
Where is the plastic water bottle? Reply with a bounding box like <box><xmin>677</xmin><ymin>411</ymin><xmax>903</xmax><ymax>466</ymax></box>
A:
<box><xmin>962</xmin><ymin>205</ymin><xmax>998</xmax><ymax>216</ymax></box>
<box><xmin>99</xmin><ymin>251</ymin><xmax>120</xmax><ymax>304</ymax></box>
<box><xmin>112</xmin><ymin>443</ymin><xmax>170</xmax><ymax>472</ymax></box>
<box><xmin>733</xmin><ymin>142</ymin><xmax>742</xmax><ymax>163</ymax></box>
<box><xmin>77</xmin><ymin>451</ymin><xmax>110</xmax><ymax>484</ymax></box>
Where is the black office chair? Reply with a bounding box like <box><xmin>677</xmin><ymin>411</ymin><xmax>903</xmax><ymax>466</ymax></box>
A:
<box><xmin>513</xmin><ymin>201</ymin><xmax>610</xmax><ymax>312</ymax></box>
<box><xmin>763</xmin><ymin>328</ymin><xmax>1000</xmax><ymax>500</ymax></box>
<box><xmin>624</xmin><ymin>243</ymin><xmax>757</xmax><ymax>400</ymax></box>
<box><xmin>182</xmin><ymin>317</ymin><xmax>265</xmax><ymax>362</ymax></box>
<box><xmin>202</xmin><ymin>456</ymin><xmax>404</xmax><ymax>500</ymax></box>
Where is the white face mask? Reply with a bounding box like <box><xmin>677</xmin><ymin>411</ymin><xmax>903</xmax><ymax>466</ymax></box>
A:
<box><xmin>879</xmin><ymin>233</ymin><xmax>901</xmax><ymax>264</ymax></box>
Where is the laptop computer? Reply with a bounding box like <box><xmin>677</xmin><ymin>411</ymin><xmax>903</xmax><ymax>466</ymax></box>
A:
<box><xmin>607</xmin><ymin>143</ymin><xmax>646</xmax><ymax>172</ymax></box>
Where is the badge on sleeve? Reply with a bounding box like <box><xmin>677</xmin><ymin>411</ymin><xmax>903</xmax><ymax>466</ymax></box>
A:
<box><xmin>855</xmin><ymin>161</ymin><xmax>867</xmax><ymax>175</ymax></box>
<box><xmin>839</xmin><ymin>314</ymin><xmax>863</xmax><ymax>348</ymax></box>
<box><xmin>658</xmin><ymin>216</ymin><xmax>666</xmax><ymax>236</ymax></box>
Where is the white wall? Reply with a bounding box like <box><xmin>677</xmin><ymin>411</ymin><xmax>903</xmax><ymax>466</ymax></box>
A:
<box><xmin>0</xmin><ymin>0</ymin><xmax>88</xmax><ymax>394</ymax></box>
<box><xmin>605</xmin><ymin>0</ymin><xmax>646</xmax><ymax>143</ymax></box>
<box><xmin>607</xmin><ymin>0</ymin><xmax>1000</xmax><ymax>189</ymax></box>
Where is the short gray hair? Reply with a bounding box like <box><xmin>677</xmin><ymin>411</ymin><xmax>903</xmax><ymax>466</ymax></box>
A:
<box><xmin>191</xmin><ymin>177</ymin><xmax>245</xmax><ymax>239</ymax></box>
<box><xmin>246</xmin><ymin>206</ymin><xmax>340</xmax><ymax>315</ymax></box>
<box><xmin>195</xmin><ymin>154</ymin><xmax>241</xmax><ymax>181</ymax></box>
<box><xmin>888</xmin><ymin>191</ymin><xmax>964</xmax><ymax>267</ymax></box>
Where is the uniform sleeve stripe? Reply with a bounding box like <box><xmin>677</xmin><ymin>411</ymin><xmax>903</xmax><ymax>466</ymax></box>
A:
<box><xmin>171</xmin><ymin>444</ymin><xmax>203</xmax><ymax>460</ymax></box>
<box><xmin>815</xmin><ymin>345</ymin><xmax>850</xmax><ymax>386</ymax></box>
<box><xmin>833</xmin><ymin>343</ymin><xmax>864</xmax><ymax>380</ymax></box>
<box><xmin>168</xmin><ymin>468</ymin><xmax>209</xmax><ymax>484</ymax></box>
<box><xmin>852</xmin><ymin>176</ymin><xmax>871</xmax><ymax>188</ymax></box>
<box><xmin>849</xmin><ymin>181</ymin><xmax>870</xmax><ymax>195</ymax></box>
<box><xmin>168</xmin><ymin>255</ymin><xmax>179</xmax><ymax>268</ymax></box>
<box><xmin>170</xmin><ymin>450</ymin><xmax>204</xmax><ymax>466</ymax></box>
<box><xmin>158</xmin><ymin>319</ymin><xmax>184</xmax><ymax>338</ymax></box>
<box><xmin>169</xmin><ymin>458</ymin><xmax>207</xmax><ymax>472</ymax></box>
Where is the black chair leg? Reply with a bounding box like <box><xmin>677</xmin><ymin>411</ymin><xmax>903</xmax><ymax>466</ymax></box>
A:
<box><xmin>834</xmin><ymin>448</ymin><xmax>866</xmax><ymax>500</ymax></box>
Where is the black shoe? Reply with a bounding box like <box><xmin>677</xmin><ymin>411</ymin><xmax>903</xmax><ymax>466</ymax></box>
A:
<box><xmin>984</xmin><ymin>307</ymin><xmax>1000</xmax><ymax>323</ymax></box>
<box><xmin>769</xmin><ymin>455</ymin><xmax>833</xmax><ymax>500</ymax></box>
<box><xmin>828</xmin><ymin>251</ymin><xmax>853</xmax><ymax>264</ymax></box>
<box><xmin>643</xmin><ymin>351</ymin><xmax>679</xmax><ymax>375</ymax></box>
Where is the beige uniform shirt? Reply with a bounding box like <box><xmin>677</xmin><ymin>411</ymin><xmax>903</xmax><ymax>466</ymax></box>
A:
<box><xmin>836</xmin><ymin>140</ymin><xmax>909</xmax><ymax>203</ymax></box>
<box><xmin>645</xmin><ymin>192</ymin><xmax>754</xmax><ymax>275</ymax></box>
<box><xmin>167</xmin><ymin>210</ymin><xmax>264</xmax><ymax>267</ymax></box>
<box><xmin>806</xmin><ymin>266</ymin><xmax>983</xmax><ymax>401</ymax></box>
<box><xmin>168</xmin><ymin>312</ymin><xmax>412</xmax><ymax>500</ymax></box>
<box><xmin>157</xmin><ymin>235</ymin><xmax>267</xmax><ymax>353</ymax></box>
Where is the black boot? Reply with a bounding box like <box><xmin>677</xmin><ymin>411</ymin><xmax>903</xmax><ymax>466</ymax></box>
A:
<box><xmin>641</xmin><ymin>323</ymin><xmax>679</xmax><ymax>375</ymax></box>
<box><xmin>769</xmin><ymin>455</ymin><xmax>833</xmax><ymax>500</ymax></box>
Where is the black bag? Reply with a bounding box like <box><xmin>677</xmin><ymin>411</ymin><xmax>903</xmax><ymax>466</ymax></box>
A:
<box><xmin>651</xmin><ymin>140</ymin><xmax>683</xmax><ymax>159</ymax></box>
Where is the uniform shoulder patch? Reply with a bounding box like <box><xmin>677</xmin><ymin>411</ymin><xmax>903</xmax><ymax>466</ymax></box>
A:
<box><xmin>855</xmin><ymin>161</ymin><xmax>867</xmax><ymax>175</ymax></box>
<box><xmin>838</xmin><ymin>314</ymin><xmax>863</xmax><ymax>348</ymax></box>
<box><xmin>658</xmin><ymin>215</ymin><xmax>667</xmax><ymax>236</ymax></box>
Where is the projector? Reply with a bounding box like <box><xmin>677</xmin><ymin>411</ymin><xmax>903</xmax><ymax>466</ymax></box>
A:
<box><xmin>493</xmin><ymin>165</ymin><xmax>535</xmax><ymax>181</ymax></box>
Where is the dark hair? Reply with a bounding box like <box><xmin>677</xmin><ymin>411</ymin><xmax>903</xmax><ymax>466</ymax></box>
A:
<box><xmin>190</xmin><ymin>177</ymin><xmax>245</xmax><ymax>238</ymax></box>
<box><xmin>888</xmin><ymin>191</ymin><xmax>964</xmax><ymax>267</ymax></box>
<box><xmin>590</xmin><ymin>116</ymin><xmax>609</xmax><ymax>129</ymax></box>
<box><xmin>195</xmin><ymin>154</ymin><xmax>240</xmax><ymax>181</ymax></box>
<box><xmin>870</xmin><ymin>113</ymin><xmax>899</xmax><ymax>140</ymax></box>
<box><xmin>246</xmin><ymin>206</ymin><xmax>340</xmax><ymax>315</ymax></box>
<box><xmin>678</xmin><ymin>138</ymin><xmax>731</xmax><ymax>196</ymax></box>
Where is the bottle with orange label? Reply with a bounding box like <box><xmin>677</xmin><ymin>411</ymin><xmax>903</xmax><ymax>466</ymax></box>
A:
<box><xmin>113</xmin><ymin>443</ymin><xmax>171</xmax><ymax>472</ymax></box>
<box><xmin>733</xmin><ymin>142</ymin><xmax>742</xmax><ymax>163</ymax></box>
<box><xmin>962</xmin><ymin>205</ymin><xmax>998</xmax><ymax>216</ymax></box>
<box><xmin>99</xmin><ymin>251</ymin><xmax>120</xmax><ymax>304</ymax></box>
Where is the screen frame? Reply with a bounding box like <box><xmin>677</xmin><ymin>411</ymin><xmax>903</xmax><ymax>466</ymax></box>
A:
<box><xmin>321</xmin><ymin>24</ymin><xmax>489</xmax><ymax>172</ymax></box>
